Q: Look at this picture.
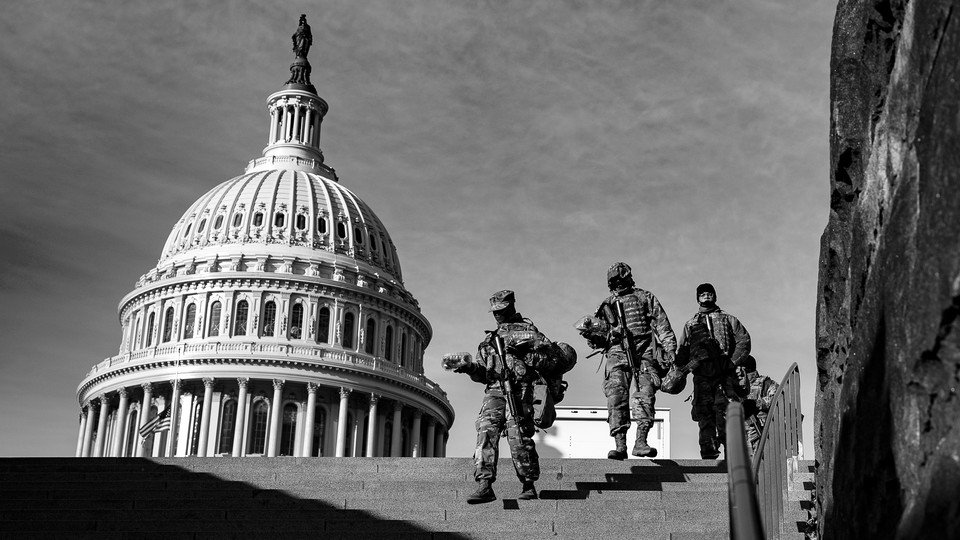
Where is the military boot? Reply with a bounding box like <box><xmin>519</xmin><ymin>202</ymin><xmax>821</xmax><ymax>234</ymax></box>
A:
<box><xmin>517</xmin><ymin>481</ymin><xmax>538</xmax><ymax>500</ymax></box>
<box><xmin>607</xmin><ymin>432</ymin><xmax>628</xmax><ymax>460</ymax></box>
<box><xmin>632</xmin><ymin>423</ymin><xmax>658</xmax><ymax>458</ymax></box>
<box><xmin>467</xmin><ymin>479</ymin><xmax>496</xmax><ymax>504</ymax></box>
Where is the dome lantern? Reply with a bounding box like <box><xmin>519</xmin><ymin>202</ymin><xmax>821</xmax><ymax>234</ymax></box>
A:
<box><xmin>249</xmin><ymin>14</ymin><xmax>331</xmax><ymax>174</ymax></box>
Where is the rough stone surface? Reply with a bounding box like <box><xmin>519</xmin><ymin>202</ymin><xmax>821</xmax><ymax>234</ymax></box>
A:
<box><xmin>817</xmin><ymin>1</ymin><xmax>960</xmax><ymax>538</ymax></box>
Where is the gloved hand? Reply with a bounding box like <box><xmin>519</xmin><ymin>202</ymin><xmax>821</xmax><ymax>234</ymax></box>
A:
<box><xmin>441</xmin><ymin>352</ymin><xmax>472</xmax><ymax>372</ymax></box>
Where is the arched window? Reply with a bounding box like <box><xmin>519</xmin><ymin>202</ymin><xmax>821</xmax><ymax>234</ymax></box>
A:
<box><xmin>146</xmin><ymin>313</ymin><xmax>155</xmax><ymax>347</ymax></box>
<box><xmin>214</xmin><ymin>215</ymin><xmax>224</xmax><ymax>230</ymax></box>
<box><xmin>183</xmin><ymin>304</ymin><xmax>196</xmax><ymax>339</ymax></box>
<box><xmin>250</xmin><ymin>401</ymin><xmax>269</xmax><ymax>454</ymax></box>
<box><xmin>232</xmin><ymin>213</ymin><xmax>242</xmax><ymax>227</ymax></box>
<box><xmin>354</xmin><ymin>227</ymin><xmax>363</xmax><ymax>245</ymax></box>
<box><xmin>290</xmin><ymin>303</ymin><xmax>304</xmax><ymax>339</ymax></box>
<box><xmin>274</xmin><ymin>213</ymin><xmax>285</xmax><ymax>227</ymax></box>
<box><xmin>364</xmin><ymin>318</ymin><xmax>376</xmax><ymax>354</ymax></box>
<box><xmin>312</xmin><ymin>408</ymin><xmax>326</xmax><ymax>457</ymax></box>
<box><xmin>162</xmin><ymin>307</ymin><xmax>175</xmax><ymax>343</ymax></box>
<box><xmin>296</xmin><ymin>214</ymin><xmax>306</xmax><ymax>230</ymax></box>
<box><xmin>143</xmin><ymin>405</ymin><xmax>158</xmax><ymax>456</ymax></box>
<box><xmin>400</xmin><ymin>333</ymin><xmax>408</xmax><ymax>367</ymax></box>
<box><xmin>208</xmin><ymin>301</ymin><xmax>221</xmax><ymax>337</ymax></box>
<box><xmin>318</xmin><ymin>217</ymin><xmax>327</xmax><ymax>234</ymax></box>
<box><xmin>280</xmin><ymin>403</ymin><xmax>298</xmax><ymax>456</ymax></box>
<box><xmin>124</xmin><ymin>409</ymin><xmax>139</xmax><ymax>457</ymax></box>
<box><xmin>133</xmin><ymin>314</ymin><xmax>142</xmax><ymax>349</ymax></box>
<box><xmin>343</xmin><ymin>312</ymin><xmax>355</xmax><ymax>349</ymax></box>
<box><xmin>183</xmin><ymin>224</ymin><xmax>192</xmax><ymax>238</ymax></box>
<box><xmin>253</xmin><ymin>212</ymin><xmax>264</xmax><ymax>227</ymax></box>
<box><xmin>217</xmin><ymin>400</ymin><xmax>237</xmax><ymax>454</ymax></box>
<box><xmin>198</xmin><ymin>219</ymin><xmax>207</xmax><ymax>232</ymax></box>
<box><xmin>345</xmin><ymin>412</ymin><xmax>354</xmax><ymax>456</ymax></box>
<box><xmin>371</xmin><ymin>235</ymin><xmax>378</xmax><ymax>252</ymax></box>
<box><xmin>383</xmin><ymin>420</ymin><xmax>393</xmax><ymax>457</ymax></box>
<box><xmin>318</xmin><ymin>307</ymin><xmax>330</xmax><ymax>344</ymax></box>
<box><xmin>385</xmin><ymin>326</ymin><xmax>394</xmax><ymax>361</ymax></box>
<box><xmin>336</xmin><ymin>221</ymin><xmax>347</xmax><ymax>239</ymax></box>
<box><xmin>189</xmin><ymin>399</ymin><xmax>203</xmax><ymax>455</ymax></box>
<box><xmin>262</xmin><ymin>301</ymin><xmax>276</xmax><ymax>337</ymax></box>
<box><xmin>234</xmin><ymin>300</ymin><xmax>248</xmax><ymax>336</ymax></box>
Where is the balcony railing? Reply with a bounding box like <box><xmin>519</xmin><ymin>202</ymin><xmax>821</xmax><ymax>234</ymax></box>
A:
<box><xmin>727</xmin><ymin>362</ymin><xmax>803</xmax><ymax>540</ymax></box>
<box><xmin>83</xmin><ymin>342</ymin><xmax>448</xmax><ymax>399</ymax></box>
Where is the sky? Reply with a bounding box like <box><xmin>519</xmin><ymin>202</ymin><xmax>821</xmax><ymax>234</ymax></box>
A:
<box><xmin>0</xmin><ymin>0</ymin><xmax>834</xmax><ymax>458</ymax></box>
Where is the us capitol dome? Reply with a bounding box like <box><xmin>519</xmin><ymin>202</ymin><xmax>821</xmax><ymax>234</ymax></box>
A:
<box><xmin>75</xmin><ymin>16</ymin><xmax>454</xmax><ymax>459</ymax></box>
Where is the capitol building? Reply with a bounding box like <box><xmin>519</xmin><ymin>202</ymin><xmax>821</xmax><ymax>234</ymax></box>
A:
<box><xmin>74</xmin><ymin>16</ymin><xmax>454</xmax><ymax>459</ymax></box>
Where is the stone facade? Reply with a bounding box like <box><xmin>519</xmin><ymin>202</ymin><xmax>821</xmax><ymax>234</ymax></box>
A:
<box><xmin>817</xmin><ymin>1</ymin><xmax>960</xmax><ymax>538</ymax></box>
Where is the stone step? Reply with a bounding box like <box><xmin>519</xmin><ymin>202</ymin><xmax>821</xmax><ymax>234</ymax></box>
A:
<box><xmin>0</xmin><ymin>457</ymin><xmax>735</xmax><ymax>539</ymax></box>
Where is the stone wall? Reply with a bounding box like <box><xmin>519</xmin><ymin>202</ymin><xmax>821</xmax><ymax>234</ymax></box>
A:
<box><xmin>817</xmin><ymin>1</ymin><xmax>960</xmax><ymax>538</ymax></box>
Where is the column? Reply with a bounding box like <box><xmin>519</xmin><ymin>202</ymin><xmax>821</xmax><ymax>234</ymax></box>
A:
<box><xmin>390</xmin><ymin>402</ymin><xmax>403</xmax><ymax>457</ymax></box>
<box><xmin>424</xmin><ymin>416</ymin><xmax>436</xmax><ymax>458</ymax></box>
<box><xmin>365</xmin><ymin>394</ymin><xmax>380</xmax><ymax>457</ymax></box>
<box><xmin>231</xmin><ymin>378</ymin><xmax>249</xmax><ymax>457</ymax></box>
<box><xmin>410</xmin><ymin>410</ymin><xmax>422</xmax><ymax>458</ymax></box>
<box><xmin>135</xmin><ymin>383</ymin><xmax>154</xmax><ymax>457</ymax></box>
<box><xmin>164</xmin><ymin>380</ymin><xmax>182</xmax><ymax>457</ymax></box>
<box><xmin>302</xmin><ymin>383</ymin><xmax>319</xmax><ymax>457</ymax></box>
<box><xmin>75</xmin><ymin>408</ymin><xmax>89</xmax><ymax>457</ymax></box>
<box><xmin>267</xmin><ymin>379</ymin><xmax>284</xmax><ymax>457</ymax></box>
<box><xmin>434</xmin><ymin>426</ymin><xmax>445</xmax><ymax>458</ymax></box>
<box><xmin>268</xmin><ymin>107</ymin><xmax>279</xmax><ymax>144</ymax></box>
<box><xmin>304</xmin><ymin>108</ymin><xmax>314</xmax><ymax>146</ymax></box>
<box><xmin>197</xmin><ymin>378</ymin><xmax>215</xmax><ymax>457</ymax></box>
<box><xmin>80</xmin><ymin>402</ymin><xmax>96</xmax><ymax>457</ymax></box>
<box><xmin>110</xmin><ymin>389</ymin><xmax>130</xmax><ymax>457</ymax></box>
<box><xmin>283</xmin><ymin>106</ymin><xmax>292</xmax><ymax>141</ymax></box>
<box><xmin>335</xmin><ymin>387</ymin><xmax>351</xmax><ymax>457</ymax></box>
<box><xmin>93</xmin><ymin>396</ymin><xmax>111</xmax><ymax>457</ymax></box>
<box><xmin>292</xmin><ymin>105</ymin><xmax>303</xmax><ymax>144</ymax></box>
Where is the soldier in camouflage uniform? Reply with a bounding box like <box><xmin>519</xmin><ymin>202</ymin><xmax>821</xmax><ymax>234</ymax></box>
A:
<box><xmin>676</xmin><ymin>283</ymin><xmax>751</xmax><ymax>459</ymax></box>
<box><xmin>576</xmin><ymin>262</ymin><xmax>677</xmax><ymax>460</ymax></box>
<box><xmin>442</xmin><ymin>290</ymin><xmax>557</xmax><ymax>504</ymax></box>
<box><xmin>736</xmin><ymin>355</ymin><xmax>779</xmax><ymax>455</ymax></box>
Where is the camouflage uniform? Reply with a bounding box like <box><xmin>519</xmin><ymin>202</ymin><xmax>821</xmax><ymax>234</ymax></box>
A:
<box><xmin>677</xmin><ymin>305</ymin><xmax>750</xmax><ymax>458</ymax></box>
<box><xmin>596</xmin><ymin>288</ymin><xmax>677</xmax><ymax>442</ymax></box>
<box><xmin>457</xmin><ymin>312</ymin><xmax>555</xmax><ymax>484</ymax></box>
<box><xmin>738</xmin><ymin>364</ymin><xmax>778</xmax><ymax>455</ymax></box>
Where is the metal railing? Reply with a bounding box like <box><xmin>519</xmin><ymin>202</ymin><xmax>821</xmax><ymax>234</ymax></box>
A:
<box><xmin>727</xmin><ymin>362</ymin><xmax>803</xmax><ymax>540</ymax></box>
<box><xmin>726</xmin><ymin>401</ymin><xmax>765</xmax><ymax>539</ymax></box>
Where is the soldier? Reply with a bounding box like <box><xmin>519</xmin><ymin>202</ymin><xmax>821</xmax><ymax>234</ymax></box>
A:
<box><xmin>676</xmin><ymin>283</ymin><xmax>751</xmax><ymax>459</ymax></box>
<box><xmin>576</xmin><ymin>262</ymin><xmax>677</xmax><ymax>460</ymax></box>
<box><xmin>736</xmin><ymin>355</ymin><xmax>779</xmax><ymax>455</ymax></box>
<box><xmin>442</xmin><ymin>290</ymin><xmax>557</xmax><ymax>504</ymax></box>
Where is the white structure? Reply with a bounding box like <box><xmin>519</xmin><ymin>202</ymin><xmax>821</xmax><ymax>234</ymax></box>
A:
<box><xmin>74</xmin><ymin>19</ymin><xmax>454</xmax><ymax>459</ymax></box>
<box><xmin>533</xmin><ymin>406</ymin><xmax>671</xmax><ymax>459</ymax></box>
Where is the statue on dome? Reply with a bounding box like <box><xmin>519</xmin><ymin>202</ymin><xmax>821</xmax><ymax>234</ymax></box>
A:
<box><xmin>292</xmin><ymin>14</ymin><xmax>312</xmax><ymax>59</ymax></box>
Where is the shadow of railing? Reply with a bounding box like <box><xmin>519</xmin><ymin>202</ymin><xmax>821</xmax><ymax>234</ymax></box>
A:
<box><xmin>0</xmin><ymin>457</ymin><xmax>470</xmax><ymax>539</ymax></box>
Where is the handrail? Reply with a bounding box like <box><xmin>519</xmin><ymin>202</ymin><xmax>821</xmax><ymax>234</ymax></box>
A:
<box><xmin>752</xmin><ymin>362</ymin><xmax>803</xmax><ymax>539</ymax></box>
<box><xmin>726</xmin><ymin>401</ymin><xmax>765</xmax><ymax>539</ymax></box>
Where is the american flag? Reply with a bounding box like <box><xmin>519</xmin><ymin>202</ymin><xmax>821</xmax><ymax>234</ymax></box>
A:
<box><xmin>138</xmin><ymin>408</ymin><xmax>171</xmax><ymax>444</ymax></box>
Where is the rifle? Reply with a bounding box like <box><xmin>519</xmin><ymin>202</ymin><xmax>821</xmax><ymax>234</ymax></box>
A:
<box><xmin>614</xmin><ymin>299</ymin><xmax>644</xmax><ymax>392</ymax></box>
<box><xmin>491</xmin><ymin>333</ymin><xmax>524</xmax><ymax>428</ymax></box>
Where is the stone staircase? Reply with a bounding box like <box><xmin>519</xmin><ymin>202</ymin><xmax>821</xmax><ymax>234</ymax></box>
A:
<box><xmin>0</xmin><ymin>457</ymin><xmax>800</xmax><ymax>539</ymax></box>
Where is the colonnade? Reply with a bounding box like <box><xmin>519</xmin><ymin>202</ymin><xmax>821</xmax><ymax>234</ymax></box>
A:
<box><xmin>75</xmin><ymin>377</ymin><xmax>449</xmax><ymax>459</ymax></box>
<box><xmin>268</xmin><ymin>100</ymin><xmax>322</xmax><ymax>148</ymax></box>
